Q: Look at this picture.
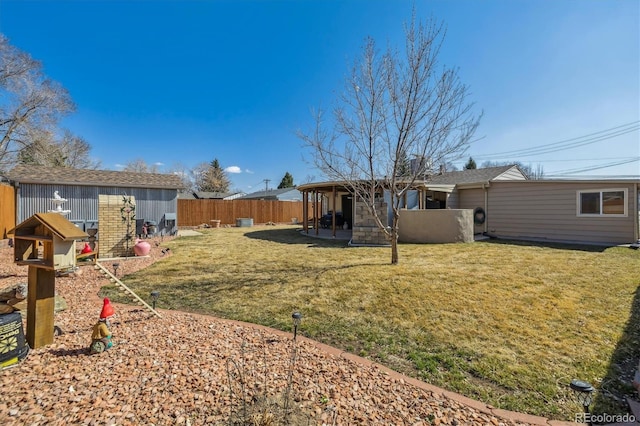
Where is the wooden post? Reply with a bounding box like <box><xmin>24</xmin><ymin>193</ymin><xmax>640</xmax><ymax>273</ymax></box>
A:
<box><xmin>314</xmin><ymin>191</ymin><xmax>319</xmax><ymax>235</ymax></box>
<box><xmin>332</xmin><ymin>186</ymin><xmax>337</xmax><ymax>237</ymax></box>
<box><xmin>26</xmin><ymin>266</ymin><xmax>56</xmax><ymax>349</ymax></box>
<box><xmin>303</xmin><ymin>191</ymin><xmax>308</xmax><ymax>234</ymax></box>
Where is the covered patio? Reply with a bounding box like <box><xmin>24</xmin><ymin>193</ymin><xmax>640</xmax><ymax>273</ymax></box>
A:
<box><xmin>297</xmin><ymin>180</ymin><xmax>457</xmax><ymax>245</ymax></box>
<box><xmin>297</xmin><ymin>181</ymin><xmax>354</xmax><ymax>240</ymax></box>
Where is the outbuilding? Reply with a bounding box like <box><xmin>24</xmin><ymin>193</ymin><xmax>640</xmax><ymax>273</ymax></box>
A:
<box><xmin>2</xmin><ymin>165</ymin><xmax>184</xmax><ymax>238</ymax></box>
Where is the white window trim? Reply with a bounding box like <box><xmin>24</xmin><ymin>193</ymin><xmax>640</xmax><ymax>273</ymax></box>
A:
<box><xmin>576</xmin><ymin>188</ymin><xmax>628</xmax><ymax>217</ymax></box>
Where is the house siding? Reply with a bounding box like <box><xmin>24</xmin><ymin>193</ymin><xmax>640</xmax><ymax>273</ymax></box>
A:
<box><xmin>481</xmin><ymin>181</ymin><xmax>636</xmax><ymax>245</ymax></box>
<box><xmin>457</xmin><ymin>188</ymin><xmax>485</xmax><ymax>234</ymax></box>
<box><xmin>17</xmin><ymin>183</ymin><xmax>178</xmax><ymax>235</ymax></box>
<box><xmin>493</xmin><ymin>168</ymin><xmax>528</xmax><ymax>181</ymax></box>
<box><xmin>447</xmin><ymin>190</ymin><xmax>459</xmax><ymax>209</ymax></box>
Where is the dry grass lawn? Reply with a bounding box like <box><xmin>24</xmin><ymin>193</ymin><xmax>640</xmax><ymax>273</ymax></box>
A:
<box><xmin>100</xmin><ymin>225</ymin><xmax>640</xmax><ymax>420</ymax></box>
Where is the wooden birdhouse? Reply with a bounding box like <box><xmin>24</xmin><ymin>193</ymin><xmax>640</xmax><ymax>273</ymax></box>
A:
<box><xmin>9</xmin><ymin>213</ymin><xmax>88</xmax><ymax>349</ymax></box>
<box><xmin>11</xmin><ymin>213</ymin><xmax>88</xmax><ymax>271</ymax></box>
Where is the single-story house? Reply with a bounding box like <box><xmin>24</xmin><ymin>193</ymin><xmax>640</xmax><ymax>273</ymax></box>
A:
<box><xmin>298</xmin><ymin>165</ymin><xmax>640</xmax><ymax>246</ymax></box>
<box><xmin>1</xmin><ymin>164</ymin><xmax>185</xmax><ymax>236</ymax></box>
<box><xmin>239</xmin><ymin>188</ymin><xmax>302</xmax><ymax>201</ymax></box>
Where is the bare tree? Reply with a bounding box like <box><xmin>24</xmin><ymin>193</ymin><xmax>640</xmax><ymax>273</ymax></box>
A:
<box><xmin>299</xmin><ymin>14</ymin><xmax>480</xmax><ymax>264</ymax></box>
<box><xmin>18</xmin><ymin>129</ymin><xmax>101</xmax><ymax>169</ymax></box>
<box><xmin>122</xmin><ymin>158</ymin><xmax>161</xmax><ymax>173</ymax></box>
<box><xmin>56</xmin><ymin>131</ymin><xmax>101</xmax><ymax>169</ymax></box>
<box><xmin>0</xmin><ymin>34</ymin><xmax>74</xmax><ymax>172</ymax></box>
<box><xmin>166</xmin><ymin>162</ymin><xmax>196</xmax><ymax>193</ymax></box>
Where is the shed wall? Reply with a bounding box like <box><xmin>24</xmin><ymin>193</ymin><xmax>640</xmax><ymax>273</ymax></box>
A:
<box><xmin>16</xmin><ymin>183</ymin><xmax>178</xmax><ymax>235</ymax></box>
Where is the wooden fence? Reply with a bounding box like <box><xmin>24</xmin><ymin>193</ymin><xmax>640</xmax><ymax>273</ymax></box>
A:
<box><xmin>178</xmin><ymin>199</ymin><xmax>310</xmax><ymax>226</ymax></box>
<box><xmin>0</xmin><ymin>195</ymin><xmax>310</xmax><ymax>236</ymax></box>
<box><xmin>0</xmin><ymin>184</ymin><xmax>15</xmax><ymax>239</ymax></box>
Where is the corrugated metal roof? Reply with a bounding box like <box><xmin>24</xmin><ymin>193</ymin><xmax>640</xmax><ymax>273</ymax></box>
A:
<box><xmin>3</xmin><ymin>165</ymin><xmax>185</xmax><ymax>189</ymax></box>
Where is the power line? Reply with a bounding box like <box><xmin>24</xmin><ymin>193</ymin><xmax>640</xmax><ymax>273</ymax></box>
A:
<box><xmin>473</xmin><ymin>120</ymin><xmax>639</xmax><ymax>159</ymax></box>
<box><xmin>520</xmin><ymin>156</ymin><xmax>637</xmax><ymax>162</ymax></box>
<box><xmin>547</xmin><ymin>157</ymin><xmax>640</xmax><ymax>175</ymax></box>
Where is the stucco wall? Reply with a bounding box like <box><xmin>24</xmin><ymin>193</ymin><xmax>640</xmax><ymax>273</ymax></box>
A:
<box><xmin>398</xmin><ymin>209</ymin><xmax>474</xmax><ymax>243</ymax></box>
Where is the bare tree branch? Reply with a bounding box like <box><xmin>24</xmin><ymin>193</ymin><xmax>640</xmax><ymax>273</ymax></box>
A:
<box><xmin>299</xmin><ymin>13</ymin><xmax>481</xmax><ymax>264</ymax></box>
<box><xmin>0</xmin><ymin>34</ymin><xmax>75</xmax><ymax>172</ymax></box>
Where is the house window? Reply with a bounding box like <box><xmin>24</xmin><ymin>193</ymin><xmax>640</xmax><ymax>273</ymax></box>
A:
<box><xmin>577</xmin><ymin>189</ymin><xmax>627</xmax><ymax>216</ymax></box>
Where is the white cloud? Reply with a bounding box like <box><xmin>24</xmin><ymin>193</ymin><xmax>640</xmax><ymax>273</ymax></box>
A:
<box><xmin>225</xmin><ymin>166</ymin><xmax>242</xmax><ymax>174</ymax></box>
<box><xmin>114</xmin><ymin>164</ymin><xmax>125</xmax><ymax>169</ymax></box>
<box><xmin>154</xmin><ymin>162</ymin><xmax>165</xmax><ymax>167</ymax></box>
<box><xmin>245</xmin><ymin>169</ymin><xmax>254</xmax><ymax>174</ymax></box>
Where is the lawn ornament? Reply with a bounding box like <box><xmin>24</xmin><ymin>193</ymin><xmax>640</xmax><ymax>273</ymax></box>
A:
<box><xmin>133</xmin><ymin>238</ymin><xmax>151</xmax><ymax>256</ymax></box>
<box><xmin>90</xmin><ymin>298</ymin><xmax>114</xmax><ymax>354</ymax></box>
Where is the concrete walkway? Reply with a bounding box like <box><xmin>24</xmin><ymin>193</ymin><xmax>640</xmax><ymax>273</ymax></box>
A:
<box><xmin>177</xmin><ymin>229</ymin><xmax>204</xmax><ymax>237</ymax></box>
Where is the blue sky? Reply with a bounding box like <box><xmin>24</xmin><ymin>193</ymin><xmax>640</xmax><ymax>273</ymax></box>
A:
<box><xmin>0</xmin><ymin>0</ymin><xmax>638</xmax><ymax>191</ymax></box>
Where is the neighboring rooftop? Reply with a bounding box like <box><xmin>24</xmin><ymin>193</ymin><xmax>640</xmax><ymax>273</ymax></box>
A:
<box><xmin>239</xmin><ymin>187</ymin><xmax>302</xmax><ymax>200</ymax></box>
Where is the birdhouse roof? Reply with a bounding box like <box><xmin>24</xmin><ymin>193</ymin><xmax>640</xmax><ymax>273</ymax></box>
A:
<box><xmin>10</xmin><ymin>213</ymin><xmax>89</xmax><ymax>241</ymax></box>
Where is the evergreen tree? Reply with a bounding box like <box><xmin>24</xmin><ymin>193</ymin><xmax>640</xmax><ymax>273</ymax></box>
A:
<box><xmin>277</xmin><ymin>172</ymin><xmax>295</xmax><ymax>189</ymax></box>
<box><xmin>464</xmin><ymin>157</ymin><xmax>477</xmax><ymax>169</ymax></box>
<box><xmin>195</xmin><ymin>158</ymin><xmax>231</xmax><ymax>192</ymax></box>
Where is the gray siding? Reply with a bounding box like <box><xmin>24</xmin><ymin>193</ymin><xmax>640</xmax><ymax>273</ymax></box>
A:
<box><xmin>447</xmin><ymin>190</ymin><xmax>459</xmax><ymax>209</ymax></box>
<box><xmin>457</xmin><ymin>188</ymin><xmax>485</xmax><ymax>233</ymax></box>
<box><xmin>17</xmin><ymin>183</ymin><xmax>178</xmax><ymax>235</ymax></box>
<box><xmin>481</xmin><ymin>181</ymin><xmax>637</xmax><ymax>245</ymax></box>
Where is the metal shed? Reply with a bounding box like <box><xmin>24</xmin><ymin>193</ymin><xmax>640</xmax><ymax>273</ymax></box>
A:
<box><xmin>2</xmin><ymin>165</ymin><xmax>184</xmax><ymax>237</ymax></box>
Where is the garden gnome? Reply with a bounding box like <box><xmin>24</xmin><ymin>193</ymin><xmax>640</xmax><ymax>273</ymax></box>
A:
<box><xmin>90</xmin><ymin>298</ymin><xmax>115</xmax><ymax>354</ymax></box>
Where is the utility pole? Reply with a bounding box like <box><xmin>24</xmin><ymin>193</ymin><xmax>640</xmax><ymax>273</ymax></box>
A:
<box><xmin>263</xmin><ymin>179</ymin><xmax>270</xmax><ymax>192</ymax></box>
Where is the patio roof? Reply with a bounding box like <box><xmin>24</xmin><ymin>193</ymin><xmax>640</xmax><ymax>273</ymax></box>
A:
<box><xmin>297</xmin><ymin>181</ymin><xmax>455</xmax><ymax>193</ymax></box>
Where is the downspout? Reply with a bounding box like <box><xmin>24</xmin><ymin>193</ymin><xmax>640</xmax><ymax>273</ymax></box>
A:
<box><xmin>634</xmin><ymin>182</ymin><xmax>639</xmax><ymax>241</ymax></box>
<box><xmin>483</xmin><ymin>183</ymin><xmax>489</xmax><ymax>235</ymax></box>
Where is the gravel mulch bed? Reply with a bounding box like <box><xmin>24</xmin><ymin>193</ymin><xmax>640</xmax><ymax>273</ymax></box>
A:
<box><xmin>0</xmin><ymin>238</ymin><xmax>542</xmax><ymax>425</ymax></box>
